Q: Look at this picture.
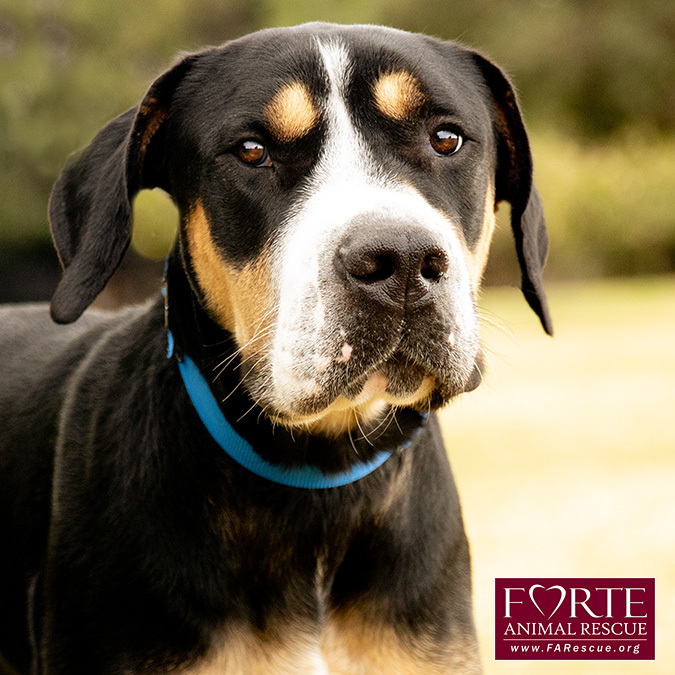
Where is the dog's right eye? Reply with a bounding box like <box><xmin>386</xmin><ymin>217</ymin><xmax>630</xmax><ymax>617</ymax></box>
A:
<box><xmin>236</xmin><ymin>140</ymin><xmax>273</xmax><ymax>167</ymax></box>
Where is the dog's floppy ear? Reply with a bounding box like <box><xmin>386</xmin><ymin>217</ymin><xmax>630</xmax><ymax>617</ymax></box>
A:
<box><xmin>470</xmin><ymin>52</ymin><xmax>553</xmax><ymax>335</ymax></box>
<box><xmin>49</xmin><ymin>55</ymin><xmax>197</xmax><ymax>324</ymax></box>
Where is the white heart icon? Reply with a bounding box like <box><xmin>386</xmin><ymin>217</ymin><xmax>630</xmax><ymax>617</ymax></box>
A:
<box><xmin>529</xmin><ymin>585</ymin><xmax>566</xmax><ymax>620</ymax></box>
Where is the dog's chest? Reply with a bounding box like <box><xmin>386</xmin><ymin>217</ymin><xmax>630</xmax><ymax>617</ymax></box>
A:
<box><xmin>180</xmin><ymin>629</ymin><xmax>329</xmax><ymax>675</ymax></box>
<box><xmin>176</xmin><ymin>482</ymin><xmax>422</xmax><ymax>674</ymax></box>
<box><xmin>179</xmin><ymin>612</ymin><xmax>473</xmax><ymax>675</ymax></box>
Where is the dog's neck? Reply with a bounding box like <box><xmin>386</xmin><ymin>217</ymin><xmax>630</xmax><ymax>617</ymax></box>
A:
<box><xmin>163</xmin><ymin>254</ymin><xmax>429</xmax><ymax>483</ymax></box>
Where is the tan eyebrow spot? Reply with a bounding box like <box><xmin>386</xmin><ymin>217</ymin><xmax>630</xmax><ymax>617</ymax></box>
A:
<box><xmin>373</xmin><ymin>71</ymin><xmax>426</xmax><ymax>122</ymax></box>
<box><xmin>263</xmin><ymin>81</ymin><xmax>319</xmax><ymax>142</ymax></box>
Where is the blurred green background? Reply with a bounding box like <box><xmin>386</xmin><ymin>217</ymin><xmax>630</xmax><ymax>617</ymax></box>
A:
<box><xmin>1</xmin><ymin>0</ymin><xmax>674</xmax><ymax>287</ymax></box>
<box><xmin>1</xmin><ymin>1</ymin><xmax>674</xmax><ymax>673</ymax></box>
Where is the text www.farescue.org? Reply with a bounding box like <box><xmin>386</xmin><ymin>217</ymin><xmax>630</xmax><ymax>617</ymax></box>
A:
<box><xmin>508</xmin><ymin>643</ymin><xmax>643</xmax><ymax>655</ymax></box>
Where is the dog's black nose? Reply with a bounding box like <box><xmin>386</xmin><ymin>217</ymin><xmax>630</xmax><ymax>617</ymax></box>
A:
<box><xmin>336</xmin><ymin>222</ymin><xmax>449</xmax><ymax>308</ymax></box>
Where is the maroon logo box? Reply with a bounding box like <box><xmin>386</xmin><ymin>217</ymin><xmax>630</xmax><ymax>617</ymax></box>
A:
<box><xmin>495</xmin><ymin>578</ymin><xmax>655</xmax><ymax>660</ymax></box>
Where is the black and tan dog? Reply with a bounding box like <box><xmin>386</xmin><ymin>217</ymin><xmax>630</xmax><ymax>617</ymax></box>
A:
<box><xmin>0</xmin><ymin>23</ymin><xmax>551</xmax><ymax>675</ymax></box>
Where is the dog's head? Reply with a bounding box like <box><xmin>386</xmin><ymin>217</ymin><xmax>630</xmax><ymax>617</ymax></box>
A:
<box><xmin>49</xmin><ymin>23</ymin><xmax>551</xmax><ymax>435</ymax></box>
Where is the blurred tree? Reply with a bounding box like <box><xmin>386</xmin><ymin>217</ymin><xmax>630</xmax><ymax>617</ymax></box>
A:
<box><xmin>379</xmin><ymin>0</ymin><xmax>675</xmax><ymax>137</ymax></box>
<box><xmin>0</xmin><ymin>0</ymin><xmax>261</xmax><ymax>244</ymax></box>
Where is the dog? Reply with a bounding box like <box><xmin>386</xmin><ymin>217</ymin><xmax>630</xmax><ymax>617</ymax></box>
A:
<box><xmin>0</xmin><ymin>22</ymin><xmax>552</xmax><ymax>675</ymax></box>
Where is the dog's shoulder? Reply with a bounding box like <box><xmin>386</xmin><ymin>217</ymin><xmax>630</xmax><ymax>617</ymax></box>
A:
<box><xmin>0</xmin><ymin>303</ymin><xmax>142</xmax><ymax>375</ymax></box>
<box><xmin>0</xmin><ymin>302</ymin><xmax>161</xmax><ymax>419</ymax></box>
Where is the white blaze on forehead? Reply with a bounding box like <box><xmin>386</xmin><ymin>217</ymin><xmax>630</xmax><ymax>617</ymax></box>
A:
<box><xmin>269</xmin><ymin>38</ymin><xmax>477</xmax><ymax>411</ymax></box>
<box><xmin>314</xmin><ymin>40</ymin><xmax>380</xmax><ymax>183</ymax></box>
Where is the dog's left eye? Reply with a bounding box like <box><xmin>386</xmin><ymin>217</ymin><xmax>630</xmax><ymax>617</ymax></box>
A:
<box><xmin>430</xmin><ymin>128</ymin><xmax>463</xmax><ymax>156</ymax></box>
<box><xmin>236</xmin><ymin>140</ymin><xmax>273</xmax><ymax>167</ymax></box>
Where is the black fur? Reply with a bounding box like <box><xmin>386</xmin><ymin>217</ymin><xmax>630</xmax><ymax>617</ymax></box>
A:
<box><xmin>0</xmin><ymin>23</ymin><xmax>551</xmax><ymax>674</ymax></box>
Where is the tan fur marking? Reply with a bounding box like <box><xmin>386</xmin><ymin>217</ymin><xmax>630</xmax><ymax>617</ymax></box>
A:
<box><xmin>322</xmin><ymin>609</ymin><xmax>482</xmax><ymax>674</ymax></box>
<box><xmin>373</xmin><ymin>71</ymin><xmax>426</xmax><ymax>122</ymax></box>
<box><xmin>185</xmin><ymin>201</ymin><xmax>275</xmax><ymax>356</ymax></box>
<box><xmin>263</xmin><ymin>82</ymin><xmax>319</xmax><ymax>142</ymax></box>
<box><xmin>467</xmin><ymin>184</ymin><xmax>497</xmax><ymax>287</ymax></box>
<box><xmin>179</xmin><ymin>623</ymin><xmax>325</xmax><ymax>675</ymax></box>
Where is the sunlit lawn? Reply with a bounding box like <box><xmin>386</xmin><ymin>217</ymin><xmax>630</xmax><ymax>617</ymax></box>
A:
<box><xmin>440</xmin><ymin>276</ymin><xmax>675</xmax><ymax>674</ymax></box>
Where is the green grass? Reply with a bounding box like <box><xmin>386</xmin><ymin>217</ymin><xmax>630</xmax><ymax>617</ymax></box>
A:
<box><xmin>440</xmin><ymin>276</ymin><xmax>675</xmax><ymax>674</ymax></box>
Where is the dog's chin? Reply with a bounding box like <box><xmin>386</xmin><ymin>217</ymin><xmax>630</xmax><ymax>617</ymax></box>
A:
<box><xmin>254</xmin><ymin>353</ymin><xmax>476</xmax><ymax>437</ymax></box>
<box><xmin>268</xmin><ymin>379</ymin><xmax>435</xmax><ymax>437</ymax></box>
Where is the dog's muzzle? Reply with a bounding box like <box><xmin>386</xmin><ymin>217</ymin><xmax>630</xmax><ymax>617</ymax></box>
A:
<box><xmin>258</xmin><ymin>206</ymin><xmax>481</xmax><ymax>428</ymax></box>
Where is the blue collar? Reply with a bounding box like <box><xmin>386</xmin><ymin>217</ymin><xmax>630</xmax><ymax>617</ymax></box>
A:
<box><xmin>167</xmin><ymin>331</ymin><xmax>427</xmax><ymax>489</ymax></box>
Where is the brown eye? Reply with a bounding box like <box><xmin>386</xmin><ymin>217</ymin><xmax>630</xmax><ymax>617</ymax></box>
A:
<box><xmin>430</xmin><ymin>128</ymin><xmax>463</xmax><ymax>156</ymax></box>
<box><xmin>236</xmin><ymin>140</ymin><xmax>272</xmax><ymax>167</ymax></box>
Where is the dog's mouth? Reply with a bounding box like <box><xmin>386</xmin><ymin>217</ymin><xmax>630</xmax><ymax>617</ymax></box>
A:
<box><xmin>342</xmin><ymin>355</ymin><xmax>431</xmax><ymax>401</ymax></box>
<box><xmin>304</xmin><ymin>350</ymin><xmax>436</xmax><ymax>410</ymax></box>
<box><xmin>259</xmin><ymin>350</ymin><xmax>435</xmax><ymax>432</ymax></box>
<box><xmin>246</xmin><ymin>322</ymin><xmax>479</xmax><ymax>433</ymax></box>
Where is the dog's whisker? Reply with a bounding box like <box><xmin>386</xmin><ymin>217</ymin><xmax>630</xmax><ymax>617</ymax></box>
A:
<box><xmin>353</xmin><ymin>412</ymin><xmax>374</xmax><ymax>447</ymax></box>
<box><xmin>250</xmin><ymin>304</ymin><xmax>279</xmax><ymax>338</ymax></box>
<box><xmin>387</xmin><ymin>408</ymin><xmax>401</xmax><ymax>438</ymax></box>
<box><xmin>360</xmin><ymin>404</ymin><xmax>400</xmax><ymax>444</ymax></box>
<box><xmin>359</xmin><ymin>406</ymin><xmax>393</xmax><ymax>442</ymax></box>
<box><xmin>256</xmin><ymin>404</ymin><xmax>272</xmax><ymax>425</ymax></box>
<box><xmin>477</xmin><ymin>310</ymin><xmax>515</xmax><ymax>340</ymax></box>
<box><xmin>218</xmin><ymin>353</ymin><xmax>268</xmax><ymax>404</ymax></box>
<box><xmin>393</xmin><ymin>410</ymin><xmax>404</xmax><ymax>436</ymax></box>
<box><xmin>480</xmin><ymin>347</ymin><xmax>496</xmax><ymax>379</ymax></box>
<box><xmin>220</xmin><ymin>341</ymin><xmax>270</xmax><ymax>378</ymax></box>
<box><xmin>237</xmin><ymin>400</ymin><xmax>261</xmax><ymax>423</ymax></box>
<box><xmin>231</xmin><ymin>343</ymin><xmax>274</xmax><ymax>373</ymax></box>
<box><xmin>347</xmin><ymin>424</ymin><xmax>363</xmax><ymax>460</ymax></box>
<box><xmin>216</xmin><ymin>316</ymin><xmax>275</xmax><ymax>360</ymax></box>
<box><xmin>212</xmin><ymin>327</ymin><xmax>275</xmax><ymax>379</ymax></box>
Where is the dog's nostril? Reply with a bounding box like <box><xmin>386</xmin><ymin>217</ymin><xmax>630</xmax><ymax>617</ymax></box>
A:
<box><xmin>420</xmin><ymin>251</ymin><xmax>449</xmax><ymax>281</ymax></box>
<box><xmin>343</xmin><ymin>250</ymin><xmax>396</xmax><ymax>283</ymax></box>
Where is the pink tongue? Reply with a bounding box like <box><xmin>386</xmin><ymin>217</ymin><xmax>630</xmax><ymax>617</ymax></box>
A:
<box><xmin>355</xmin><ymin>372</ymin><xmax>389</xmax><ymax>402</ymax></box>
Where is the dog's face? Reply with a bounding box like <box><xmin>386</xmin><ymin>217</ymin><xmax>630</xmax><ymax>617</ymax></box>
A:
<box><xmin>48</xmin><ymin>23</ymin><xmax>552</xmax><ymax>435</ymax></box>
